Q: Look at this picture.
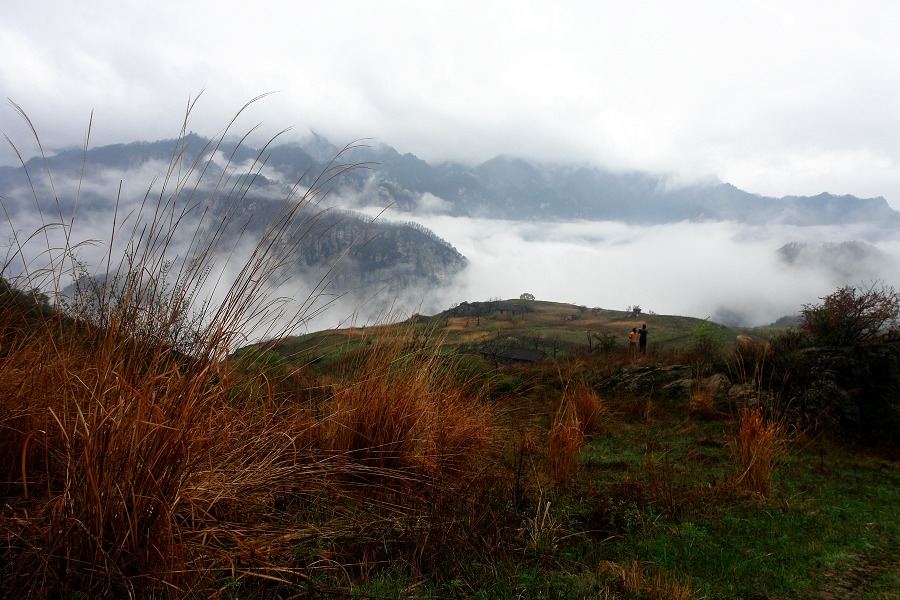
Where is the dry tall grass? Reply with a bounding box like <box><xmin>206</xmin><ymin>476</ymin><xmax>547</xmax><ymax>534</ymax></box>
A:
<box><xmin>606</xmin><ymin>560</ymin><xmax>694</xmax><ymax>600</ymax></box>
<box><xmin>323</xmin><ymin>329</ymin><xmax>496</xmax><ymax>487</ymax></box>
<box><xmin>731</xmin><ymin>406</ymin><xmax>786</xmax><ymax>496</ymax></box>
<box><xmin>1</xmin><ymin>99</ymin><xmax>476</xmax><ymax>597</ymax></box>
<box><xmin>0</xmin><ymin>98</ymin><xmax>358</xmax><ymax>596</ymax></box>
<box><xmin>566</xmin><ymin>383</ymin><xmax>608</xmax><ymax>435</ymax></box>
<box><xmin>0</xmin><ymin>265</ymin><xmax>342</xmax><ymax>597</ymax></box>
<box><xmin>688</xmin><ymin>385</ymin><xmax>717</xmax><ymax>417</ymax></box>
<box><xmin>546</xmin><ymin>399</ymin><xmax>585</xmax><ymax>486</ymax></box>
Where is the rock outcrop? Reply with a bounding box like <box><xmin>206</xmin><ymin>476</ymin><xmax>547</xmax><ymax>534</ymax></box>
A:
<box><xmin>781</xmin><ymin>341</ymin><xmax>900</xmax><ymax>448</ymax></box>
<box><xmin>591</xmin><ymin>341</ymin><xmax>900</xmax><ymax>448</ymax></box>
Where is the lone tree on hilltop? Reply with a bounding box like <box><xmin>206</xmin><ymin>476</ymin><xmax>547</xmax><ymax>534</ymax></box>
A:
<box><xmin>799</xmin><ymin>282</ymin><xmax>900</xmax><ymax>347</ymax></box>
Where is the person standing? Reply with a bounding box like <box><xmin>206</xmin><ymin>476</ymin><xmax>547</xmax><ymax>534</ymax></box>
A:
<box><xmin>629</xmin><ymin>327</ymin><xmax>638</xmax><ymax>353</ymax></box>
<box><xmin>638</xmin><ymin>324</ymin><xmax>648</xmax><ymax>354</ymax></box>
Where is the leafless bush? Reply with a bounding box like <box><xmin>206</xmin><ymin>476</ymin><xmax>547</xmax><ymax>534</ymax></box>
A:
<box><xmin>800</xmin><ymin>282</ymin><xmax>900</xmax><ymax>346</ymax></box>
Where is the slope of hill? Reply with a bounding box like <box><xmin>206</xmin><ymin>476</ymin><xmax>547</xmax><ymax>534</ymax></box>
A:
<box><xmin>269</xmin><ymin>299</ymin><xmax>751</xmax><ymax>366</ymax></box>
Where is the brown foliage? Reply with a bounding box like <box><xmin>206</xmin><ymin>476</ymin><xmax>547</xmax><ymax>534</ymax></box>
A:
<box><xmin>605</xmin><ymin>560</ymin><xmax>694</xmax><ymax>600</ymax></box>
<box><xmin>731</xmin><ymin>407</ymin><xmax>786</xmax><ymax>496</ymax></box>
<box><xmin>800</xmin><ymin>283</ymin><xmax>900</xmax><ymax>346</ymax></box>
<box><xmin>688</xmin><ymin>386</ymin><xmax>717</xmax><ymax>417</ymax></box>
<box><xmin>323</xmin><ymin>333</ymin><xmax>496</xmax><ymax>484</ymax></box>
<box><xmin>565</xmin><ymin>384</ymin><xmax>608</xmax><ymax>435</ymax></box>
<box><xmin>546</xmin><ymin>400</ymin><xmax>585</xmax><ymax>486</ymax></box>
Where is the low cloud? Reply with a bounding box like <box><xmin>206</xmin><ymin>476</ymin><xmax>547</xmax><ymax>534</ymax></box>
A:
<box><xmin>6</xmin><ymin>150</ymin><xmax>900</xmax><ymax>337</ymax></box>
<box><xmin>362</xmin><ymin>209</ymin><xmax>900</xmax><ymax>328</ymax></box>
<box><xmin>416</xmin><ymin>192</ymin><xmax>453</xmax><ymax>214</ymax></box>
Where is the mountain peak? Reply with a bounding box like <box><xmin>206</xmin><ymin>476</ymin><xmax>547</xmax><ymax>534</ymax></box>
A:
<box><xmin>5</xmin><ymin>132</ymin><xmax>896</xmax><ymax>228</ymax></box>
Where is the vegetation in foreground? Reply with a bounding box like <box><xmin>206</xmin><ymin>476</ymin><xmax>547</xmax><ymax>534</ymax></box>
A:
<box><xmin>1</xmin><ymin>106</ymin><xmax>898</xmax><ymax>599</ymax></box>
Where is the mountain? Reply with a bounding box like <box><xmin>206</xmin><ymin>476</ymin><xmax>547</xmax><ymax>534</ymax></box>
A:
<box><xmin>324</xmin><ymin>143</ymin><xmax>900</xmax><ymax>227</ymax></box>
<box><xmin>3</xmin><ymin>132</ymin><xmax>899</xmax><ymax>329</ymax></box>
<box><xmin>6</xmin><ymin>133</ymin><xmax>896</xmax><ymax>228</ymax></box>
<box><xmin>777</xmin><ymin>241</ymin><xmax>892</xmax><ymax>282</ymax></box>
<box><xmin>0</xmin><ymin>134</ymin><xmax>467</xmax><ymax>318</ymax></box>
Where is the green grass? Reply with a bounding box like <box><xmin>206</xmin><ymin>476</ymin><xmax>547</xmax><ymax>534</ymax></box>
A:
<box><xmin>257</xmin><ymin>332</ymin><xmax>897</xmax><ymax>599</ymax></box>
<box><xmin>277</xmin><ymin>299</ymin><xmax>772</xmax><ymax>368</ymax></box>
<box><xmin>615</xmin><ymin>439</ymin><xmax>900</xmax><ymax>598</ymax></box>
<box><xmin>510</xmin><ymin>406</ymin><xmax>898</xmax><ymax>599</ymax></box>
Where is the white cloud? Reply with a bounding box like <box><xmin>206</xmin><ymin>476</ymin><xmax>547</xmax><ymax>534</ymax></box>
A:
<box><xmin>416</xmin><ymin>192</ymin><xmax>452</xmax><ymax>214</ymax></box>
<box><xmin>367</xmin><ymin>211</ymin><xmax>900</xmax><ymax>328</ymax></box>
<box><xmin>2</xmin><ymin>0</ymin><xmax>900</xmax><ymax>209</ymax></box>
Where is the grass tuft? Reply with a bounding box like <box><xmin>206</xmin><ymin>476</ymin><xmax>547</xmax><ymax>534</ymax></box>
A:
<box><xmin>322</xmin><ymin>328</ymin><xmax>496</xmax><ymax>486</ymax></box>
<box><xmin>731</xmin><ymin>406</ymin><xmax>786</xmax><ymax>496</ymax></box>
<box><xmin>546</xmin><ymin>399</ymin><xmax>585</xmax><ymax>487</ymax></box>
<box><xmin>608</xmin><ymin>559</ymin><xmax>695</xmax><ymax>600</ymax></box>
<box><xmin>566</xmin><ymin>383</ymin><xmax>608</xmax><ymax>435</ymax></box>
<box><xmin>688</xmin><ymin>386</ymin><xmax>717</xmax><ymax>417</ymax></box>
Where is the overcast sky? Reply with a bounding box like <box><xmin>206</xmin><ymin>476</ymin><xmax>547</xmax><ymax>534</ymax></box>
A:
<box><xmin>3</xmin><ymin>0</ymin><xmax>900</xmax><ymax>208</ymax></box>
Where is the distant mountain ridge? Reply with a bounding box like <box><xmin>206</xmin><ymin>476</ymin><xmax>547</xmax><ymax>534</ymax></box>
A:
<box><xmin>8</xmin><ymin>132</ymin><xmax>897</xmax><ymax>228</ymax></box>
<box><xmin>328</xmin><ymin>141</ymin><xmax>899</xmax><ymax>227</ymax></box>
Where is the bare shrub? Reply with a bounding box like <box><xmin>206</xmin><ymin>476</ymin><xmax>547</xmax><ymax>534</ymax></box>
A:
<box><xmin>800</xmin><ymin>282</ymin><xmax>900</xmax><ymax>346</ymax></box>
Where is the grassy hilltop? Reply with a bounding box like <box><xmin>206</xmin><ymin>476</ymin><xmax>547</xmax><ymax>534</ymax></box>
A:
<box><xmin>214</xmin><ymin>298</ymin><xmax>898</xmax><ymax>600</ymax></box>
<box><xmin>271</xmin><ymin>298</ymin><xmax>752</xmax><ymax>366</ymax></box>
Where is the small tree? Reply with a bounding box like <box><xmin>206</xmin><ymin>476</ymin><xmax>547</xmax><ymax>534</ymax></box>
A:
<box><xmin>588</xmin><ymin>331</ymin><xmax>618</xmax><ymax>354</ymax></box>
<box><xmin>799</xmin><ymin>283</ymin><xmax>900</xmax><ymax>347</ymax></box>
<box><xmin>520</xmin><ymin>292</ymin><xmax>535</xmax><ymax>302</ymax></box>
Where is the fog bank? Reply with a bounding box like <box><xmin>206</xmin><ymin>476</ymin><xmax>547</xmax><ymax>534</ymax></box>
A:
<box><xmin>360</xmin><ymin>209</ymin><xmax>900</xmax><ymax>328</ymax></box>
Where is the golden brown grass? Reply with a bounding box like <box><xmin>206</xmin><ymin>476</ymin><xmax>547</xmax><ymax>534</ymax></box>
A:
<box><xmin>546</xmin><ymin>399</ymin><xmax>585</xmax><ymax>486</ymax></box>
<box><xmin>0</xmin><ymin>288</ymin><xmax>342</xmax><ymax>596</ymax></box>
<box><xmin>322</xmin><ymin>329</ymin><xmax>496</xmax><ymax>485</ymax></box>
<box><xmin>688</xmin><ymin>385</ymin><xmax>717</xmax><ymax>416</ymax></box>
<box><xmin>731</xmin><ymin>406</ymin><xmax>786</xmax><ymax>496</ymax></box>
<box><xmin>566</xmin><ymin>383</ymin><xmax>608</xmax><ymax>435</ymax></box>
<box><xmin>605</xmin><ymin>560</ymin><xmax>695</xmax><ymax>600</ymax></box>
<box><xmin>1</xmin><ymin>98</ymin><xmax>482</xmax><ymax>596</ymax></box>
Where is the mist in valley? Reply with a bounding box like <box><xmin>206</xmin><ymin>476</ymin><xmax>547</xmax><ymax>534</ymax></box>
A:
<box><xmin>352</xmin><ymin>203</ymin><xmax>900</xmax><ymax>329</ymax></box>
<box><xmin>4</xmin><ymin>139</ymin><xmax>900</xmax><ymax>339</ymax></box>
